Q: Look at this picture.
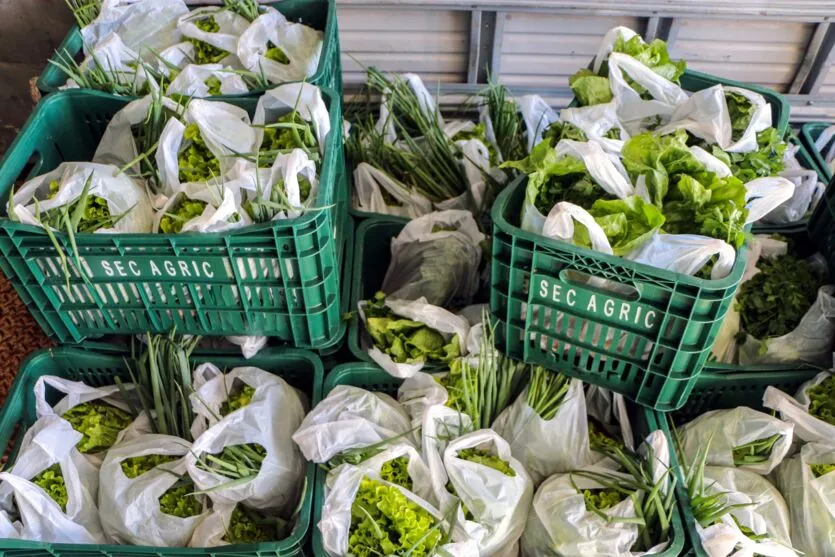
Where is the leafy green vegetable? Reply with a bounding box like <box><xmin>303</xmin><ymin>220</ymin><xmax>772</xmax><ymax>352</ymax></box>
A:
<box><xmin>456</xmin><ymin>448</ymin><xmax>516</xmax><ymax>476</ymax></box>
<box><xmin>807</xmin><ymin>375</ymin><xmax>835</xmax><ymax>426</ymax></box>
<box><xmin>621</xmin><ymin>129</ymin><xmax>696</xmax><ymax>207</ymax></box>
<box><xmin>731</xmin><ymin>434</ymin><xmax>782</xmax><ymax>466</ymax></box>
<box><xmin>348</xmin><ymin>477</ymin><xmax>444</xmax><ymax>557</ymax></box>
<box><xmin>178</xmin><ymin>123</ymin><xmax>221</xmax><ymax>183</ymax></box>
<box><xmin>588</xmin><ymin>420</ymin><xmax>624</xmax><ymax>453</ymax></box>
<box><xmin>363</xmin><ymin>292</ymin><xmax>461</xmax><ymax>366</ymax></box>
<box><xmin>159</xmin><ymin>479</ymin><xmax>203</xmax><ymax>518</ymax></box>
<box><xmin>451</xmin><ymin>122</ymin><xmax>499</xmax><ymax>167</ymax></box>
<box><xmin>527</xmin><ymin>366</ymin><xmax>570</xmax><ymax>421</ymax></box>
<box><xmin>583</xmin><ymin>488</ymin><xmax>625</xmax><ymax>511</ymax></box>
<box><xmin>726</xmin><ymin>92</ymin><xmax>754</xmax><ymax>144</ymax></box>
<box><xmin>258</xmin><ymin>112</ymin><xmax>318</xmax><ymax>168</ymax></box>
<box><xmin>569</xmin><ymin>69</ymin><xmax>613</xmax><ymax>107</ymax></box>
<box><xmin>205</xmin><ymin>76</ymin><xmax>223</xmax><ymax>96</ymax></box>
<box><xmin>224</xmin><ymin>504</ymin><xmax>279</xmax><ymax>544</ymax></box>
<box><xmin>188</xmin><ymin>17</ymin><xmax>229</xmax><ymax>65</ymax></box>
<box><xmin>265</xmin><ymin>41</ymin><xmax>290</xmax><ymax>65</ymax></box>
<box><xmin>32</xmin><ymin>464</ymin><xmax>68</xmax><ymax>511</ymax></box>
<box><xmin>242</xmin><ymin>176</ymin><xmax>313</xmax><ymax>222</ymax></box>
<box><xmin>437</xmin><ymin>366</ymin><xmax>477</xmax><ymax>414</ymax></box>
<box><xmin>544</xmin><ymin>121</ymin><xmax>620</xmax><ymax>146</ymax></box>
<box><xmin>735</xmin><ymin>253</ymin><xmax>823</xmax><ymax>339</ymax></box>
<box><xmin>62</xmin><ymin>401</ymin><xmax>133</xmax><ymax>453</ymax></box>
<box><xmin>578</xmin><ymin>196</ymin><xmax>666</xmax><ymax>255</ymax></box>
<box><xmin>811</xmin><ymin>463</ymin><xmax>835</xmax><ymax>478</ymax></box>
<box><xmin>712</xmin><ymin>127</ymin><xmax>787</xmax><ymax>183</ymax></box>
<box><xmin>380</xmin><ymin>456</ymin><xmax>412</xmax><ymax>490</ymax></box>
<box><xmin>121</xmin><ymin>454</ymin><xmax>179</xmax><ymax>479</ymax></box>
<box><xmin>220</xmin><ymin>384</ymin><xmax>256</xmax><ymax>416</ymax></box>
<box><xmin>197</xmin><ymin>443</ymin><xmax>266</xmax><ymax>481</ymax></box>
<box><xmin>160</xmin><ymin>197</ymin><xmax>207</xmax><ymax>234</ymax></box>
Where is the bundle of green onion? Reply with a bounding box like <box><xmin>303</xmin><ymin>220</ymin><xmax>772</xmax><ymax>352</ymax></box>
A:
<box><xmin>731</xmin><ymin>434</ymin><xmax>783</xmax><ymax>466</ymax></box>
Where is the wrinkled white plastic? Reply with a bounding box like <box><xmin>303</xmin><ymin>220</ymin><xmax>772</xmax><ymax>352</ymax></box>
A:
<box><xmin>224</xmin><ymin>335</ymin><xmax>268</xmax><ymax>359</ymax></box>
<box><xmin>177</xmin><ymin>6</ymin><xmax>249</xmax><ymax>60</ymax></box>
<box><xmin>628</xmin><ymin>234</ymin><xmax>736</xmax><ymax>280</ymax></box>
<box><xmin>12</xmin><ymin>161</ymin><xmax>154</xmax><ymax>233</ymax></box>
<box><xmin>744</xmin><ymin>177</ymin><xmax>796</xmax><ymax>225</ymax></box>
<box><xmin>166</xmin><ymin>64</ymin><xmax>248</xmax><ymax>97</ymax></box>
<box><xmin>381</xmin><ymin>209</ymin><xmax>485</xmax><ymax>307</ymax></box>
<box><xmin>493</xmin><ymin>379</ymin><xmax>592</xmax><ymax>485</ymax></box>
<box><xmin>773</xmin><ymin>442</ymin><xmax>835</xmax><ymax>556</ymax></box>
<box><xmin>558</xmin><ymin>102</ymin><xmax>628</xmax><ymax>154</ymax></box>
<box><xmin>696</xmin><ymin>466</ymin><xmax>796</xmax><ymax>557</ymax></box>
<box><xmin>186</xmin><ymin>366</ymin><xmax>306</xmax><ymax>513</ymax></box>
<box><xmin>292</xmin><ymin>385</ymin><xmax>414</xmax><ymax>464</ymax></box>
<box><xmin>237</xmin><ymin>9</ymin><xmax>322</xmax><ymax>85</ymax></box>
<box><xmin>540</xmin><ymin>201</ymin><xmax>614</xmax><ymax>254</ymax></box>
<box><xmin>679</xmin><ymin>407</ymin><xmax>793</xmax><ymax>474</ymax></box>
<box><xmin>359</xmin><ymin>297</ymin><xmax>471</xmax><ymax>378</ymax></box>
<box><xmin>555</xmin><ymin>139</ymin><xmax>634</xmax><ymax>199</ymax></box>
<box><xmin>689</xmin><ymin>145</ymin><xmax>733</xmax><ymax>177</ymax></box>
<box><xmin>81</xmin><ymin>0</ymin><xmax>188</xmax><ymax>58</ymax></box>
<box><xmin>99</xmin><ymin>434</ymin><xmax>208</xmax><ymax>546</ymax></box>
<box><xmin>153</xmin><ymin>188</ymin><xmax>250</xmax><ymax>233</ymax></box>
<box><xmin>759</xmin><ymin>144</ymin><xmax>824</xmax><ymax>224</ymax></box>
<box><xmin>0</xmin><ymin>416</ymin><xmax>106</xmax><ymax>543</ymax></box>
<box><xmin>397</xmin><ymin>371</ymin><xmax>450</xmax><ymax>428</ymax></box>
<box><xmin>517</xmin><ymin>95</ymin><xmax>559</xmax><ymax>153</ymax></box>
<box><xmin>254</xmin><ymin>82</ymin><xmax>330</xmax><ymax>157</ymax></box>
<box><xmin>764</xmin><ymin>372</ymin><xmax>835</xmax><ymax>445</ymax></box>
<box><xmin>591</xmin><ymin>26</ymin><xmax>640</xmax><ymax>73</ymax></box>
<box><xmin>352</xmin><ymin>162</ymin><xmax>434</xmax><ymax>218</ymax></box>
<box><xmin>66</xmin><ymin>32</ymin><xmax>158</xmax><ymax>94</ymax></box>
<box><xmin>443</xmin><ymin>430</ymin><xmax>534</xmax><ymax>556</ymax></box>
<box><xmin>421</xmin><ymin>404</ymin><xmax>475</xmax><ymax>514</ymax></box>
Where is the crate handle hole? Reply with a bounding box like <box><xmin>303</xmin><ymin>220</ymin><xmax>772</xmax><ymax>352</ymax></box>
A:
<box><xmin>559</xmin><ymin>269</ymin><xmax>640</xmax><ymax>302</ymax></box>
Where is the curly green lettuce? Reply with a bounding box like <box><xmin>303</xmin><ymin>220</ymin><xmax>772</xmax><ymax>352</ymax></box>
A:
<box><xmin>457</xmin><ymin>448</ymin><xmax>516</xmax><ymax>476</ymax></box>
<box><xmin>159</xmin><ymin>196</ymin><xmax>208</xmax><ymax>234</ymax></box>
<box><xmin>205</xmin><ymin>75</ymin><xmax>223</xmax><ymax>96</ymax></box>
<box><xmin>224</xmin><ymin>504</ymin><xmax>279</xmax><ymax>544</ymax></box>
<box><xmin>159</xmin><ymin>480</ymin><xmax>203</xmax><ymax>518</ymax></box>
<box><xmin>583</xmin><ymin>488</ymin><xmax>626</xmax><ymax>511</ymax></box>
<box><xmin>121</xmin><ymin>454</ymin><xmax>179</xmax><ymax>479</ymax></box>
<box><xmin>380</xmin><ymin>456</ymin><xmax>413</xmax><ymax>490</ymax></box>
<box><xmin>348</xmin><ymin>478</ymin><xmax>443</xmax><ymax>557</ymax></box>
<box><xmin>807</xmin><ymin>375</ymin><xmax>835</xmax><ymax>426</ymax></box>
<box><xmin>62</xmin><ymin>400</ymin><xmax>133</xmax><ymax>454</ymax></box>
<box><xmin>178</xmin><ymin>123</ymin><xmax>221</xmax><ymax>183</ymax></box>
<box><xmin>811</xmin><ymin>463</ymin><xmax>835</xmax><ymax>478</ymax></box>
<box><xmin>260</xmin><ymin>112</ymin><xmax>318</xmax><ymax>166</ymax></box>
<box><xmin>265</xmin><ymin>41</ymin><xmax>290</xmax><ymax>65</ymax></box>
<box><xmin>589</xmin><ymin>420</ymin><xmax>624</xmax><ymax>452</ymax></box>
<box><xmin>711</xmin><ymin>127</ymin><xmax>787</xmax><ymax>183</ymax></box>
<box><xmin>363</xmin><ymin>292</ymin><xmax>461</xmax><ymax>366</ymax></box>
<box><xmin>32</xmin><ymin>464</ymin><xmax>68</xmax><ymax>511</ymax></box>
<box><xmin>220</xmin><ymin>384</ymin><xmax>256</xmax><ymax>416</ymax></box>
<box><xmin>188</xmin><ymin>17</ymin><xmax>229</xmax><ymax>65</ymax></box>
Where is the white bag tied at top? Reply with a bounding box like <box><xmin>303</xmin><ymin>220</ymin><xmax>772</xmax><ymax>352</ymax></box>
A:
<box><xmin>81</xmin><ymin>0</ymin><xmax>189</xmax><ymax>59</ymax></box>
<box><xmin>292</xmin><ymin>385</ymin><xmax>415</xmax><ymax>465</ymax></box>
<box><xmin>760</xmin><ymin>143</ymin><xmax>825</xmax><ymax>225</ymax></box>
<box><xmin>0</xmin><ymin>416</ymin><xmax>106</xmax><ymax>543</ymax></box>
<box><xmin>12</xmin><ymin>161</ymin><xmax>155</xmax><ymax>234</ymax></box>
<box><xmin>237</xmin><ymin>8</ymin><xmax>323</xmax><ymax>85</ymax></box>
<box><xmin>177</xmin><ymin>6</ymin><xmax>249</xmax><ymax>63</ymax></box>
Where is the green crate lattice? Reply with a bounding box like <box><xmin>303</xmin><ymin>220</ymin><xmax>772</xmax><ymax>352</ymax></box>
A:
<box><xmin>0</xmin><ymin>346</ymin><xmax>323</xmax><ymax>557</ymax></box>
<box><xmin>0</xmin><ymin>87</ymin><xmax>348</xmax><ymax>348</ymax></box>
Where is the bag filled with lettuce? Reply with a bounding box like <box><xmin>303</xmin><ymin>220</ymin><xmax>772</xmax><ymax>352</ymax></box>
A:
<box><xmin>189</xmin><ymin>502</ymin><xmax>289</xmax><ymax>548</ymax></box>
<box><xmin>764</xmin><ymin>371</ymin><xmax>835</xmax><ymax>445</ymax></box>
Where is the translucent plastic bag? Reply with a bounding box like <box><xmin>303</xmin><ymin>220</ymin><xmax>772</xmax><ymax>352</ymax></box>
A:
<box><xmin>177</xmin><ymin>6</ymin><xmax>249</xmax><ymax>64</ymax></box>
<box><xmin>764</xmin><ymin>371</ymin><xmax>835</xmax><ymax>445</ymax></box>
<box><xmin>166</xmin><ymin>65</ymin><xmax>248</xmax><ymax>98</ymax></box>
<box><xmin>352</xmin><ymin>162</ymin><xmax>434</xmax><ymax>218</ymax></box>
<box><xmin>153</xmin><ymin>188</ymin><xmax>250</xmax><ymax>233</ymax></box>
<box><xmin>81</xmin><ymin>0</ymin><xmax>188</xmax><ymax>59</ymax></box>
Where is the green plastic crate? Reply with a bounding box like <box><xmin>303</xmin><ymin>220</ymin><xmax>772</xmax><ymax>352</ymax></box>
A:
<box><xmin>36</xmin><ymin>0</ymin><xmax>342</xmax><ymax>98</ymax></box>
<box><xmin>0</xmin><ymin>345</ymin><xmax>323</xmax><ymax>557</ymax></box>
<box><xmin>310</xmin><ymin>362</ymin><xmax>686</xmax><ymax>557</ymax></box>
<box><xmin>800</xmin><ymin>122</ymin><xmax>835</xmax><ymax>183</ymax></box>
<box><xmin>652</xmin><ymin>364</ymin><xmax>821</xmax><ymax>557</ymax></box>
<box><xmin>489</xmin><ymin>175</ymin><xmax>748</xmax><ymax>411</ymax></box>
<box><xmin>0</xmin><ymin>87</ymin><xmax>348</xmax><ymax>348</ymax></box>
<box><xmin>347</xmin><ymin>216</ymin><xmax>410</xmax><ymax>364</ymax></box>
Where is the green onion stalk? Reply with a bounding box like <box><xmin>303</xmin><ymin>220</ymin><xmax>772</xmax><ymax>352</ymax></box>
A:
<box><xmin>321</xmin><ymin>428</ymin><xmax>417</xmax><ymax>472</ymax></box>
<box><xmin>65</xmin><ymin>0</ymin><xmax>101</xmax><ymax>27</ymax></box>
<box><xmin>195</xmin><ymin>443</ymin><xmax>267</xmax><ymax>492</ymax></box>
<box><xmin>50</xmin><ymin>49</ymin><xmax>152</xmax><ymax>97</ymax></box>
<box><xmin>731</xmin><ymin>434</ymin><xmax>783</xmax><ymax>466</ymax></box>
<box><xmin>526</xmin><ymin>366</ymin><xmax>571</xmax><ymax>421</ymax></box>
<box><xmin>478</xmin><ymin>81</ymin><xmax>526</xmax><ymax>164</ymax></box>
<box><xmin>571</xmin><ymin>438</ymin><xmax>676</xmax><ymax>553</ymax></box>
<box><xmin>126</xmin><ymin>88</ymin><xmax>185</xmax><ymax>193</ymax></box>
<box><xmin>222</xmin><ymin>0</ymin><xmax>264</xmax><ymax>23</ymax></box>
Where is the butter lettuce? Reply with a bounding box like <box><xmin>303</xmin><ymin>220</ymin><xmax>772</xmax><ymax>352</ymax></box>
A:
<box><xmin>576</xmin><ymin>196</ymin><xmax>665</xmax><ymax>255</ymax></box>
<box><xmin>32</xmin><ymin>464</ymin><xmax>68</xmax><ymax>511</ymax></box>
<box><xmin>569</xmin><ymin>69</ymin><xmax>613</xmax><ymax>107</ymax></box>
<box><xmin>62</xmin><ymin>400</ymin><xmax>133</xmax><ymax>454</ymax></box>
<box><xmin>711</xmin><ymin>127</ymin><xmax>787</xmax><ymax>183</ymax></box>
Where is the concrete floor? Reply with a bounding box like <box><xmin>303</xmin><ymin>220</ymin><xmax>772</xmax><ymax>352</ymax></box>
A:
<box><xmin>0</xmin><ymin>0</ymin><xmax>73</xmax><ymax>154</ymax></box>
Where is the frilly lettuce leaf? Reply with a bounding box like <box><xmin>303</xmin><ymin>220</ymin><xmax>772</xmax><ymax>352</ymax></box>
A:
<box><xmin>612</xmin><ymin>35</ymin><xmax>686</xmax><ymax>84</ymax></box>
<box><xmin>710</xmin><ymin>127</ymin><xmax>787</xmax><ymax>183</ymax></box>
<box><xmin>569</xmin><ymin>69</ymin><xmax>613</xmax><ymax>107</ymax></box>
<box><xmin>575</xmin><ymin>196</ymin><xmax>666</xmax><ymax>255</ymax></box>
<box><xmin>621</xmin><ymin>130</ymin><xmax>696</xmax><ymax>207</ymax></box>
<box><xmin>726</xmin><ymin>91</ymin><xmax>755</xmax><ymax>143</ymax></box>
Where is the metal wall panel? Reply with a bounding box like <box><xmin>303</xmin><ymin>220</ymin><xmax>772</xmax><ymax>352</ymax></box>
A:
<box><xmin>498</xmin><ymin>13</ymin><xmax>645</xmax><ymax>89</ymax></box>
<box><xmin>820</xmin><ymin>66</ymin><xmax>835</xmax><ymax>96</ymax></box>
<box><xmin>338</xmin><ymin>7</ymin><xmax>471</xmax><ymax>86</ymax></box>
<box><xmin>667</xmin><ymin>19</ymin><xmax>815</xmax><ymax>93</ymax></box>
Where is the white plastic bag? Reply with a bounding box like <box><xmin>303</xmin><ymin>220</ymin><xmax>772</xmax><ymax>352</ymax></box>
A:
<box><xmin>696</xmin><ymin>466</ymin><xmax>796</xmax><ymax>557</ymax></box>
<box><xmin>177</xmin><ymin>6</ymin><xmax>249</xmax><ymax>63</ymax></box>
<box><xmin>397</xmin><ymin>371</ymin><xmax>451</xmax><ymax>428</ymax></box>
<box><xmin>558</xmin><ymin>102</ymin><xmax>628</xmax><ymax>154</ymax></box>
<box><xmin>554</xmin><ymin>139</ymin><xmax>634</xmax><ymax>199</ymax></box>
<box><xmin>764</xmin><ymin>371</ymin><xmax>835</xmax><ymax>445</ymax></box>
<box><xmin>381</xmin><ymin>209</ymin><xmax>485</xmax><ymax>307</ymax></box>
<box><xmin>66</xmin><ymin>32</ymin><xmax>158</xmax><ymax>93</ymax></box>
<box><xmin>153</xmin><ymin>188</ymin><xmax>250</xmax><ymax>233</ymax></box>
<box><xmin>224</xmin><ymin>335</ymin><xmax>268</xmax><ymax>359</ymax></box>
<box><xmin>773</xmin><ymin>442</ymin><xmax>835</xmax><ymax>556</ymax></box>
<box><xmin>517</xmin><ymin>95</ymin><xmax>558</xmax><ymax>153</ymax></box>
<box><xmin>744</xmin><ymin>177</ymin><xmax>797</xmax><ymax>225</ymax></box>
<box><xmin>627</xmin><ymin>234</ymin><xmax>737</xmax><ymax>280</ymax></box>
<box><xmin>12</xmin><ymin>161</ymin><xmax>155</xmax><ymax>233</ymax></box>
<box><xmin>420</xmin><ymin>404</ymin><xmax>475</xmax><ymax>514</ymax></box>
<box><xmin>231</xmin><ymin>148</ymin><xmax>320</xmax><ymax>220</ymax></box>
<box><xmin>443</xmin><ymin>430</ymin><xmax>534</xmax><ymax>556</ymax></box>
<box><xmin>292</xmin><ymin>385</ymin><xmax>414</xmax><ymax>464</ymax></box>
<box><xmin>493</xmin><ymin>379</ymin><xmax>592</xmax><ymax>485</ymax></box>
<box><xmin>759</xmin><ymin>145</ymin><xmax>824</xmax><ymax>224</ymax></box>
<box><xmin>99</xmin><ymin>434</ymin><xmax>208</xmax><ymax>546</ymax></box>
<box><xmin>352</xmin><ymin>162</ymin><xmax>434</xmax><ymax>218</ymax></box>
<box><xmin>254</xmin><ymin>82</ymin><xmax>331</xmax><ymax>158</ymax></box>
<box><xmin>678</xmin><ymin>407</ymin><xmax>793</xmax><ymax>474</ymax></box>
<box><xmin>586</xmin><ymin>385</ymin><xmax>635</xmax><ymax>454</ymax></box>
<box><xmin>186</xmin><ymin>366</ymin><xmax>306</xmax><ymax>513</ymax></box>
<box><xmin>0</xmin><ymin>416</ymin><xmax>106</xmax><ymax>543</ymax></box>
<box><xmin>237</xmin><ymin>8</ymin><xmax>323</xmax><ymax>85</ymax></box>
<box><xmin>358</xmin><ymin>297</ymin><xmax>471</xmax><ymax>378</ymax></box>
<box><xmin>81</xmin><ymin>0</ymin><xmax>188</xmax><ymax>58</ymax></box>
<box><xmin>166</xmin><ymin>64</ymin><xmax>248</xmax><ymax>98</ymax></box>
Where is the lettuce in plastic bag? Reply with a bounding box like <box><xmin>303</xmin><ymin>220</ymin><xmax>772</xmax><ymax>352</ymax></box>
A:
<box><xmin>576</xmin><ymin>196</ymin><xmax>666</xmax><ymax>256</ymax></box>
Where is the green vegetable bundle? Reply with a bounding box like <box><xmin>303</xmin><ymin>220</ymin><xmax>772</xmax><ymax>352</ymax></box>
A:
<box><xmin>63</xmin><ymin>400</ymin><xmax>133</xmax><ymax>454</ymax></box>
<box><xmin>32</xmin><ymin>464</ymin><xmax>68</xmax><ymax>511</ymax></box>
<box><xmin>224</xmin><ymin>505</ymin><xmax>280</xmax><ymax>544</ymax></box>
<box><xmin>807</xmin><ymin>375</ymin><xmax>835</xmax><ymax>426</ymax></box>
<box><xmin>178</xmin><ymin>123</ymin><xmax>221</xmax><ymax>184</ymax></box>
<box><xmin>188</xmin><ymin>17</ymin><xmax>230</xmax><ymax>65</ymax></box>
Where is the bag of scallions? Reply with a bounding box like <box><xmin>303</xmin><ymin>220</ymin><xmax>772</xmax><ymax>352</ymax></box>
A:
<box><xmin>33</xmin><ymin>375</ymin><xmax>142</xmax><ymax>463</ymax></box>
<box><xmin>98</xmin><ymin>434</ymin><xmax>208</xmax><ymax>546</ymax></box>
<box><xmin>764</xmin><ymin>371</ymin><xmax>835</xmax><ymax>444</ymax></box>
<box><xmin>63</xmin><ymin>32</ymin><xmax>160</xmax><ymax>95</ymax></box>
<box><xmin>358</xmin><ymin>295</ymin><xmax>471</xmax><ymax>378</ymax></box>
<box><xmin>153</xmin><ymin>188</ymin><xmax>249</xmax><ymax>233</ymax></box>
<box><xmin>166</xmin><ymin>64</ymin><xmax>249</xmax><ymax>98</ymax></box>
<box><xmin>677</xmin><ymin>407</ymin><xmax>793</xmax><ymax>474</ymax></box>
<box><xmin>440</xmin><ymin>430</ymin><xmax>534</xmax><ymax>556</ymax></box>
<box><xmin>319</xmin><ymin>444</ymin><xmax>471</xmax><ymax>557</ymax></box>
<box><xmin>237</xmin><ymin>8</ymin><xmax>323</xmax><ymax>84</ymax></box>
<box><xmin>292</xmin><ymin>385</ymin><xmax>415</xmax><ymax>468</ymax></box>
<box><xmin>380</xmin><ymin>210</ymin><xmax>485</xmax><ymax>307</ymax></box>
<box><xmin>0</xmin><ymin>416</ymin><xmax>107</xmax><ymax>543</ymax></box>
<box><xmin>773</xmin><ymin>442</ymin><xmax>835</xmax><ymax>556</ymax></box>
<box><xmin>189</xmin><ymin>502</ymin><xmax>290</xmax><ymax>547</ymax></box>
<box><xmin>493</xmin><ymin>371</ymin><xmax>592</xmax><ymax>485</ymax></box>
<box><xmin>253</xmin><ymin>82</ymin><xmax>330</xmax><ymax>163</ymax></box>
<box><xmin>10</xmin><ymin>162</ymin><xmax>155</xmax><ymax>233</ymax></box>
<box><xmin>695</xmin><ymin>467</ymin><xmax>795</xmax><ymax>557</ymax></box>
<box><xmin>185</xmin><ymin>365</ymin><xmax>306</xmax><ymax>513</ymax></box>
<box><xmin>521</xmin><ymin>430</ymin><xmax>673</xmax><ymax>557</ymax></box>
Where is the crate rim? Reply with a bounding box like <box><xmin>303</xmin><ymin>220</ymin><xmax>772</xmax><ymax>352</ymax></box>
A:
<box><xmin>35</xmin><ymin>0</ymin><xmax>339</xmax><ymax>99</ymax></box>
<box><xmin>0</xmin><ymin>344</ymin><xmax>324</xmax><ymax>556</ymax></box>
